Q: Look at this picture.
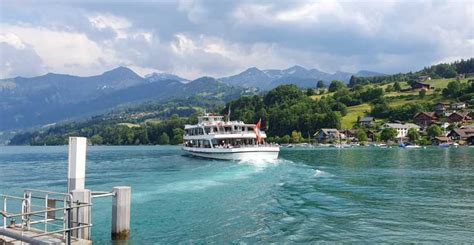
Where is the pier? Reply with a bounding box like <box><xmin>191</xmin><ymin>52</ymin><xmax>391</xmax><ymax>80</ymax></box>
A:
<box><xmin>0</xmin><ymin>137</ymin><xmax>131</xmax><ymax>244</ymax></box>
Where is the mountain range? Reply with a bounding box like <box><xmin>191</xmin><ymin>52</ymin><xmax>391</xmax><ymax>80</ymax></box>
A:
<box><xmin>0</xmin><ymin>67</ymin><xmax>248</xmax><ymax>131</ymax></box>
<box><xmin>0</xmin><ymin>65</ymin><xmax>383</xmax><ymax>131</ymax></box>
<box><xmin>219</xmin><ymin>65</ymin><xmax>384</xmax><ymax>89</ymax></box>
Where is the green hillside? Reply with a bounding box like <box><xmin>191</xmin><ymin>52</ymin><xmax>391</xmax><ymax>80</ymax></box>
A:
<box><xmin>338</xmin><ymin>77</ymin><xmax>472</xmax><ymax>129</ymax></box>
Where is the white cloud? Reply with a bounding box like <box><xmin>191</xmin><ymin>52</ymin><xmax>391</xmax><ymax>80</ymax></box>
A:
<box><xmin>171</xmin><ymin>33</ymin><xmax>198</xmax><ymax>55</ymax></box>
<box><xmin>1</xmin><ymin>0</ymin><xmax>473</xmax><ymax>79</ymax></box>
<box><xmin>0</xmin><ymin>24</ymin><xmax>121</xmax><ymax>76</ymax></box>
<box><xmin>0</xmin><ymin>33</ymin><xmax>26</xmax><ymax>49</ymax></box>
<box><xmin>234</xmin><ymin>1</ymin><xmax>393</xmax><ymax>35</ymax></box>
<box><xmin>89</xmin><ymin>14</ymin><xmax>131</xmax><ymax>30</ymax></box>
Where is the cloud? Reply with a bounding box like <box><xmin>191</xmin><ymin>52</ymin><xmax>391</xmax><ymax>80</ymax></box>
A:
<box><xmin>0</xmin><ymin>0</ymin><xmax>473</xmax><ymax>79</ymax></box>
<box><xmin>0</xmin><ymin>24</ymin><xmax>123</xmax><ymax>76</ymax></box>
<box><xmin>0</xmin><ymin>33</ymin><xmax>26</xmax><ymax>49</ymax></box>
<box><xmin>0</xmin><ymin>42</ymin><xmax>46</xmax><ymax>78</ymax></box>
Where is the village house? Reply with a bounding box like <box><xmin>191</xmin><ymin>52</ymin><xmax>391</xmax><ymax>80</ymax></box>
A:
<box><xmin>413</xmin><ymin>112</ymin><xmax>437</xmax><ymax>128</ymax></box>
<box><xmin>451</xmin><ymin>102</ymin><xmax>466</xmax><ymax>110</ymax></box>
<box><xmin>358</xmin><ymin>117</ymin><xmax>375</xmax><ymax>127</ymax></box>
<box><xmin>410</xmin><ymin>81</ymin><xmax>433</xmax><ymax>90</ymax></box>
<box><xmin>447</xmin><ymin>127</ymin><xmax>474</xmax><ymax>143</ymax></box>
<box><xmin>314</xmin><ymin>128</ymin><xmax>341</xmax><ymax>143</ymax></box>
<box><xmin>432</xmin><ymin>136</ymin><xmax>450</xmax><ymax>145</ymax></box>
<box><xmin>417</xmin><ymin>75</ymin><xmax>431</xmax><ymax>82</ymax></box>
<box><xmin>448</xmin><ymin>112</ymin><xmax>472</xmax><ymax>123</ymax></box>
<box><xmin>382</xmin><ymin>123</ymin><xmax>420</xmax><ymax>139</ymax></box>
<box><xmin>433</xmin><ymin>102</ymin><xmax>450</xmax><ymax>114</ymax></box>
<box><xmin>341</xmin><ymin>129</ymin><xmax>357</xmax><ymax>142</ymax></box>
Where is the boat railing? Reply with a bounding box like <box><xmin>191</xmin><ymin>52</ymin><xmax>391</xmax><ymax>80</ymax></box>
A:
<box><xmin>187</xmin><ymin>130</ymin><xmax>266</xmax><ymax>136</ymax></box>
<box><xmin>211</xmin><ymin>143</ymin><xmax>278</xmax><ymax>149</ymax></box>
<box><xmin>1</xmin><ymin>189</ymin><xmax>92</xmax><ymax>244</ymax></box>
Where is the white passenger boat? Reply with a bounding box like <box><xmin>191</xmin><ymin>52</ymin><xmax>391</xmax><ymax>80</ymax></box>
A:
<box><xmin>182</xmin><ymin>113</ymin><xmax>280</xmax><ymax>160</ymax></box>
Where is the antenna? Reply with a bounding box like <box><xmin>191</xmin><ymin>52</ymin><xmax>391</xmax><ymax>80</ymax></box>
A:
<box><xmin>227</xmin><ymin>106</ymin><xmax>231</xmax><ymax>122</ymax></box>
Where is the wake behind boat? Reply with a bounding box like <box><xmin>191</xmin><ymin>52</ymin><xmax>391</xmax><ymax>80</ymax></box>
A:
<box><xmin>182</xmin><ymin>113</ymin><xmax>280</xmax><ymax>160</ymax></box>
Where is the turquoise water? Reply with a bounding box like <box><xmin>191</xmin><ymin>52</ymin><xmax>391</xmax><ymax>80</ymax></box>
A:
<box><xmin>1</xmin><ymin>146</ymin><xmax>474</xmax><ymax>243</ymax></box>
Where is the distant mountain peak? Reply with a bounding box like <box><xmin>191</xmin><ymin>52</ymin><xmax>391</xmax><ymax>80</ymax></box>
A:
<box><xmin>285</xmin><ymin>65</ymin><xmax>306</xmax><ymax>71</ymax></box>
<box><xmin>102</xmin><ymin>66</ymin><xmax>137</xmax><ymax>76</ymax></box>
<box><xmin>355</xmin><ymin>70</ymin><xmax>385</xmax><ymax>77</ymax></box>
<box><xmin>242</xmin><ymin>67</ymin><xmax>263</xmax><ymax>74</ymax></box>
<box><xmin>145</xmin><ymin>72</ymin><xmax>189</xmax><ymax>83</ymax></box>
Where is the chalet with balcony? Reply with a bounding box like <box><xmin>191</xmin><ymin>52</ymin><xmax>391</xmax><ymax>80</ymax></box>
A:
<box><xmin>448</xmin><ymin>112</ymin><xmax>472</xmax><ymax>123</ymax></box>
<box><xmin>447</xmin><ymin>127</ymin><xmax>474</xmax><ymax>142</ymax></box>
<box><xmin>413</xmin><ymin>112</ymin><xmax>437</xmax><ymax>128</ymax></box>
<box><xmin>314</xmin><ymin>128</ymin><xmax>341</xmax><ymax>143</ymax></box>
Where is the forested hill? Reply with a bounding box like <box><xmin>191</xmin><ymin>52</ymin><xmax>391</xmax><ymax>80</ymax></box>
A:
<box><xmin>349</xmin><ymin>58</ymin><xmax>474</xmax><ymax>87</ymax></box>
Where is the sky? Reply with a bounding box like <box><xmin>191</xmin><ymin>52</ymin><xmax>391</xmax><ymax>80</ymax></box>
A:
<box><xmin>0</xmin><ymin>0</ymin><xmax>473</xmax><ymax>79</ymax></box>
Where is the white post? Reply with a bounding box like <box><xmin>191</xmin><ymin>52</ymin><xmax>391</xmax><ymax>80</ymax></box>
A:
<box><xmin>68</xmin><ymin>137</ymin><xmax>87</xmax><ymax>192</ymax></box>
<box><xmin>112</xmin><ymin>186</ymin><xmax>131</xmax><ymax>240</ymax></box>
<box><xmin>71</xmin><ymin>189</ymin><xmax>91</xmax><ymax>240</ymax></box>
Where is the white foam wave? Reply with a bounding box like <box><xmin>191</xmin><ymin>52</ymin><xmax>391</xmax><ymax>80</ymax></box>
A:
<box><xmin>237</xmin><ymin>158</ymin><xmax>292</xmax><ymax>170</ymax></box>
<box><xmin>314</xmin><ymin>169</ymin><xmax>332</xmax><ymax>177</ymax></box>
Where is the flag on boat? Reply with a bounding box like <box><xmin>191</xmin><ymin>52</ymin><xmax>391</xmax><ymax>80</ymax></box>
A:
<box><xmin>254</xmin><ymin>119</ymin><xmax>262</xmax><ymax>144</ymax></box>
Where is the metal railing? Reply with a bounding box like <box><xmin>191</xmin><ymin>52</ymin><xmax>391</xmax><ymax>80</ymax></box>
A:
<box><xmin>1</xmin><ymin>189</ymin><xmax>92</xmax><ymax>244</ymax></box>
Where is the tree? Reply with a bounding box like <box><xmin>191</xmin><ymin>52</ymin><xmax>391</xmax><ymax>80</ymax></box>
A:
<box><xmin>433</xmin><ymin>63</ymin><xmax>457</xmax><ymax>78</ymax></box>
<box><xmin>328</xmin><ymin>80</ymin><xmax>346</xmax><ymax>92</ymax></box>
<box><xmin>393</xmin><ymin>82</ymin><xmax>402</xmax><ymax>91</ymax></box>
<box><xmin>171</xmin><ymin>128</ymin><xmax>184</xmax><ymax>145</ymax></box>
<box><xmin>370</xmin><ymin>100</ymin><xmax>390</xmax><ymax>118</ymax></box>
<box><xmin>317</xmin><ymin>80</ymin><xmax>325</xmax><ymax>89</ymax></box>
<box><xmin>306</xmin><ymin>89</ymin><xmax>315</xmax><ymax>96</ymax></box>
<box><xmin>418</xmin><ymin>136</ymin><xmax>432</xmax><ymax>146</ymax></box>
<box><xmin>419</xmin><ymin>89</ymin><xmax>427</xmax><ymax>98</ymax></box>
<box><xmin>373</xmin><ymin>132</ymin><xmax>381</xmax><ymax>143</ymax></box>
<box><xmin>356</xmin><ymin>128</ymin><xmax>368</xmax><ymax>142</ymax></box>
<box><xmin>281</xmin><ymin>135</ymin><xmax>291</xmax><ymax>144</ymax></box>
<box><xmin>442</xmin><ymin>80</ymin><xmax>462</xmax><ymax>98</ymax></box>
<box><xmin>381</xmin><ymin>128</ymin><xmax>397</xmax><ymax>142</ymax></box>
<box><xmin>263</xmin><ymin>84</ymin><xmax>303</xmax><ymax>106</ymax></box>
<box><xmin>407</xmin><ymin>128</ymin><xmax>420</xmax><ymax>142</ymax></box>
<box><xmin>290</xmin><ymin>130</ymin><xmax>303</xmax><ymax>143</ymax></box>
<box><xmin>158</xmin><ymin>132</ymin><xmax>170</xmax><ymax>145</ymax></box>
<box><xmin>427</xmin><ymin>125</ymin><xmax>442</xmax><ymax>138</ymax></box>
<box><xmin>323</xmin><ymin>111</ymin><xmax>342</xmax><ymax>129</ymax></box>
<box><xmin>90</xmin><ymin>134</ymin><xmax>103</xmax><ymax>145</ymax></box>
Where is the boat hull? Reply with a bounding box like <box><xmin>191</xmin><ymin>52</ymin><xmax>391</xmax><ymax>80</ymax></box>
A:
<box><xmin>182</xmin><ymin>146</ymin><xmax>280</xmax><ymax>160</ymax></box>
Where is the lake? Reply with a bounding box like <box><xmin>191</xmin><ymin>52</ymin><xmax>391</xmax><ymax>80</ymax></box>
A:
<box><xmin>1</xmin><ymin>146</ymin><xmax>473</xmax><ymax>243</ymax></box>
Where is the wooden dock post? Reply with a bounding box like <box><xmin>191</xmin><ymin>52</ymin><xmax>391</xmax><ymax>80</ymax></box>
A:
<box><xmin>71</xmin><ymin>189</ymin><xmax>91</xmax><ymax>240</ymax></box>
<box><xmin>112</xmin><ymin>186</ymin><xmax>131</xmax><ymax>240</ymax></box>
<box><xmin>68</xmin><ymin>137</ymin><xmax>87</xmax><ymax>192</ymax></box>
